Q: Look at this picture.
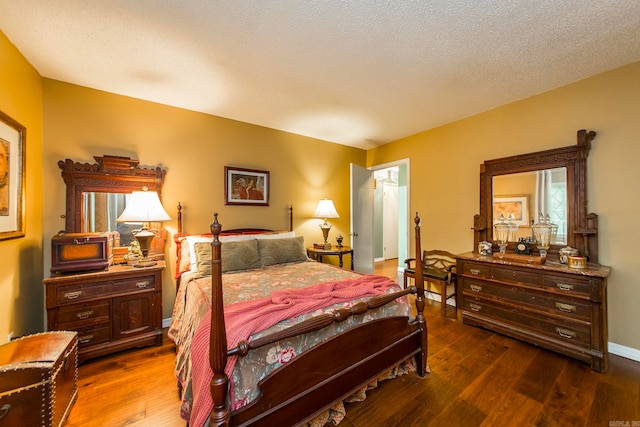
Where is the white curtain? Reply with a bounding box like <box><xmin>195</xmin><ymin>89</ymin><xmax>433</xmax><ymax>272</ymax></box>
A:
<box><xmin>534</xmin><ymin>169</ymin><xmax>552</xmax><ymax>223</ymax></box>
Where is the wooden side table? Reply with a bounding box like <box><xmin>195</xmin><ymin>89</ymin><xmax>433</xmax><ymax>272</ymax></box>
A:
<box><xmin>307</xmin><ymin>246</ymin><xmax>354</xmax><ymax>270</ymax></box>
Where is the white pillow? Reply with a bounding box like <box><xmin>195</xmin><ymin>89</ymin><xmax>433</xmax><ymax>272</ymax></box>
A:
<box><xmin>219</xmin><ymin>234</ymin><xmax>260</xmax><ymax>243</ymax></box>
<box><xmin>255</xmin><ymin>231</ymin><xmax>295</xmax><ymax>240</ymax></box>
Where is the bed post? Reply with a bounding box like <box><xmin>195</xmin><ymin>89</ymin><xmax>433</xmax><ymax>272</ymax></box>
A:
<box><xmin>177</xmin><ymin>202</ymin><xmax>183</xmax><ymax>234</ymax></box>
<box><xmin>288</xmin><ymin>205</ymin><xmax>293</xmax><ymax>231</ymax></box>
<box><xmin>413</xmin><ymin>212</ymin><xmax>428</xmax><ymax>376</ymax></box>
<box><xmin>208</xmin><ymin>213</ymin><xmax>230</xmax><ymax>427</ymax></box>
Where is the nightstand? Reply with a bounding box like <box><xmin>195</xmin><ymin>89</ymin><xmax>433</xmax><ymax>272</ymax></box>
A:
<box><xmin>306</xmin><ymin>246</ymin><xmax>354</xmax><ymax>270</ymax></box>
<box><xmin>43</xmin><ymin>262</ymin><xmax>164</xmax><ymax>363</ymax></box>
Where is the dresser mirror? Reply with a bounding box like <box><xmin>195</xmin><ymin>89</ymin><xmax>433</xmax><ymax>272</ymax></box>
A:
<box><xmin>492</xmin><ymin>167</ymin><xmax>567</xmax><ymax>245</ymax></box>
<box><xmin>473</xmin><ymin>129</ymin><xmax>600</xmax><ymax>264</ymax></box>
<box><xmin>58</xmin><ymin>155</ymin><xmax>167</xmax><ymax>251</ymax></box>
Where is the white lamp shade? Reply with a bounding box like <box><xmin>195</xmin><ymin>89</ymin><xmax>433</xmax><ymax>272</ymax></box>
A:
<box><xmin>313</xmin><ymin>199</ymin><xmax>339</xmax><ymax>219</ymax></box>
<box><xmin>116</xmin><ymin>190</ymin><xmax>171</xmax><ymax>223</ymax></box>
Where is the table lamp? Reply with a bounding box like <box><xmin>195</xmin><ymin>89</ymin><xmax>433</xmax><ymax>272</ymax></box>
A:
<box><xmin>312</xmin><ymin>198</ymin><xmax>339</xmax><ymax>249</ymax></box>
<box><xmin>116</xmin><ymin>188</ymin><xmax>170</xmax><ymax>267</ymax></box>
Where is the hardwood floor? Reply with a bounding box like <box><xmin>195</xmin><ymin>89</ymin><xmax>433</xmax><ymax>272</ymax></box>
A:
<box><xmin>66</xmin><ymin>259</ymin><xmax>640</xmax><ymax>426</ymax></box>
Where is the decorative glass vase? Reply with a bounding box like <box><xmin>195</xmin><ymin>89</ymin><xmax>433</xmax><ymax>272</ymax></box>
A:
<box><xmin>532</xmin><ymin>214</ymin><xmax>558</xmax><ymax>257</ymax></box>
<box><xmin>494</xmin><ymin>214</ymin><xmax>518</xmax><ymax>253</ymax></box>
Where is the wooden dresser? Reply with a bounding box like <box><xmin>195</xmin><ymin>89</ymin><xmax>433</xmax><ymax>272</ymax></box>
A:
<box><xmin>44</xmin><ymin>263</ymin><xmax>164</xmax><ymax>363</ymax></box>
<box><xmin>456</xmin><ymin>252</ymin><xmax>611</xmax><ymax>372</ymax></box>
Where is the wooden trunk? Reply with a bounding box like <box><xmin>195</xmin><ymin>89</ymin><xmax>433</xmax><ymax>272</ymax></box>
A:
<box><xmin>0</xmin><ymin>331</ymin><xmax>78</xmax><ymax>427</ymax></box>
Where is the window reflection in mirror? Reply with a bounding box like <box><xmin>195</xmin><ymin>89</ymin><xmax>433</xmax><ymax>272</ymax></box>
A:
<box><xmin>82</xmin><ymin>192</ymin><xmax>140</xmax><ymax>247</ymax></box>
<box><xmin>492</xmin><ymin>167</ymin><xmax>567</xmax><ymax>245</ymax></box>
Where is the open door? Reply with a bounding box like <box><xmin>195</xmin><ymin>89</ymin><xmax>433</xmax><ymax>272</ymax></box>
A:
<box><xmin>350</xmin><ymin>163</ymin><xmax>374</xmax><ymax>273</ymax></box>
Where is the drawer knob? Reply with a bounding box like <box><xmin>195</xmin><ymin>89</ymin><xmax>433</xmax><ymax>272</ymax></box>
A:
<box><xmin>556</xmin><ymin>327</ymin><xmax>576</xmax><ymax>339</ymax></box>
<box><xmin>76</xmin><ymin>310</ymin><xmax>94</xmax><ymax>320</ymax></box>
<box><xmin>64</xmin><ymin>291</ymin><xmax>82</xmax><ymax>300</ymax></box>
<box><xmin>137</xmin><ymin>281</ymin><xmax>150</xmax><ymax>288</ymax></box>
<box><xmin>79</xmin><ymin>334</ymin><xmax>94</xmax><ymax>344</ymax></box>
<box><xmin>470</xmin><ymin>269</ymin><xmax>481</xmax><ymax>275</ymax></box>
<box><xmin>469</xmin><ymin>303</ymin><xmax>482</xmax><ymax>312</ymax></box>
<box><xmin>557</xmin><ymin>283</ymin><xmax>574</xmax><ymax>291</ymax></box>
<box><xmin>470</xmin><ymin>284</ymin><xmax>482</xmax><ymax>292</ymax></box>
<box><xmin>555</xmin><ymin>302</ymin><xmax>577</xmax><ymax>313</ymax></box>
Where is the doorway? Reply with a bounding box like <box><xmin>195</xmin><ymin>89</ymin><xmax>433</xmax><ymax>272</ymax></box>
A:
<box><xmin>373</xmin><ymin>161</ymin><xmax>409</xmax><ymax>274</ymax></box>
<box><xmin>350</xmin><ymin>160</ymin><xmax>409</xmax><ymax>275</ymax></box>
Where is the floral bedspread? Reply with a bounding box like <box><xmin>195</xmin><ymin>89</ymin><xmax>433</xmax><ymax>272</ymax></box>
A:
<box><xmin>168</xmin><ymin>261</ymin><xmax>411</xmax><ymax>422</ymax></box>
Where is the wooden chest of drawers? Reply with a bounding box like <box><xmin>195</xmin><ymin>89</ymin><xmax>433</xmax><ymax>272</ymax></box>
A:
<box><xmin>44</xmin><ymin>263</ymin><xmax>164</xmax><ymax>363</ymax></box>
<box><xmin>456</xmin><ymin>252</ymin><xmax>611</xmax><ymax>372</ymax></box>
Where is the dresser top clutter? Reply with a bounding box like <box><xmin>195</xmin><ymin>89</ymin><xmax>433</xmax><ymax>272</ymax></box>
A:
<box><xmin>460</xmin><ymin>129</ymin><xmax>611</xmax><ymax>372</ymax></box>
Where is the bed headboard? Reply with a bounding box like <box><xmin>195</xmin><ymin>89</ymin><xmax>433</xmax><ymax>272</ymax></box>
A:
<box><xmin>173</xmin><ymin>203</ymin><xmax>294</xmax><ymax>289</ymax></box>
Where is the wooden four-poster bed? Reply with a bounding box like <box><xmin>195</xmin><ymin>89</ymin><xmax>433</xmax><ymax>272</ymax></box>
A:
<box><xmin>169</xmin><ymin>206</ymin><xmax>428</xmax><ymax>426</ymax></box>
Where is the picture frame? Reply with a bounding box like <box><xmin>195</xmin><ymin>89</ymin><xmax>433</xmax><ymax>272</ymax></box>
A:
<box><xmin>225</xmin><ymin>166</ymin><xmax>269</xmax><ymax>206</ymax></box>
<box><xmin>0</xmin><ymin>110</ymin><xmax>26</xmax><ymax>240</ymax></box>
<box><xmin>493</xmin><ymin>195</ymin><xmax>529</xmax><ymax>227</ymax></box>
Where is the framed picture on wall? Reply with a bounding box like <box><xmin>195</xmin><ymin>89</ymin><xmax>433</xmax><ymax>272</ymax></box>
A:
<box><xmin>0</xmin><ymin>110</ymin><xmax>26</xmax><ymax>240</ymax></box>
<box><xmin>493</xmin><ymin>195</ymin><xmax>529</xmax><ymax>227</ymax></box>
<box><xmin>225</xmin><ymin>166</ymin><xmax>269</xmax><ymax>206</ymax></box>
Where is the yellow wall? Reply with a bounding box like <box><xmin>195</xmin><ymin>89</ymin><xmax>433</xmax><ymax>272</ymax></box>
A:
<box><xmin>368</xmin><ymin>61</ymin><xmax>640</xmax><ymax>351</ymax></box>
<box><xmin>0</xmin><ymin>31</ymin><xmax>44</xmax><ymax>340</ymax></box>
<box><xmin>42</xmin><ymin>80</ymin><xmax>365</xmax><ymax>319</ymax></box>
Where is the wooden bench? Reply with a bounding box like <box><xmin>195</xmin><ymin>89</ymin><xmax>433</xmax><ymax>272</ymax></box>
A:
<box><xmin>404</xmin><ymin>250</ymin><xmax>457</xmax><ymax>318</ymax></box>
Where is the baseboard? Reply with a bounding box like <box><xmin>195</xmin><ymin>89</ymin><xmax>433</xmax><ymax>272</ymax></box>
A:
<box><xmin>162</xmin><ymin>317</ymin><xmax>172</xmax><ymax>328</ymax></box>
<box><xmin>608</xmin><ymin>342</ymin><xmax>640</xmax><ymax>362</ymax></box>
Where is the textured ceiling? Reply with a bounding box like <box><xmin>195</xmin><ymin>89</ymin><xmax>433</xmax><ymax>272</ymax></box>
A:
<box><xmin>1</xmin><ymin>1</ymin><xmax>639</xmax><ymax>149</ymax></box>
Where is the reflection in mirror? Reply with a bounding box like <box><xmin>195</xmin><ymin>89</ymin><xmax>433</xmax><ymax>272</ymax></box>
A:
<box><xmin>82</xmin><ymin>192</ymin><xmax>140</xmax><ymax>246</ymax></box>
<box><xmin>492</xmin><ymin>167</ymin><xmax>567</xmax><ymax>245</ymax></box>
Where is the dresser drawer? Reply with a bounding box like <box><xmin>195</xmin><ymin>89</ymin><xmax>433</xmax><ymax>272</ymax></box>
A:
<box><xmin>55</xmin><ymin>275</ymin><xmax>156</xmax><ymax>305</ymax></box>
<box><xmin>543</xmin><ymin>274</ymin><xmax>595</xmax><ymax>299</ymax></box>
<box><xmin>461</xmin><ymin>262</ymin><xmax>491</xmax><ymax>278</ymax></box>
<box><xmin>463</xmin><ymin>297</ymin><xmax>591</xmax><ymax>347</ymax></box>
<box><xmin>463</xmin><ymin>278</ymin><xmax>592</xmax><ymax>322</ymax></box>
<box><xmin>76</xmin><ymin>323</ymin><xmax>112</xmax><ymax>348</ymax></box>
<box><xmin>491</xmin><ymin>266</ymin><xmax>542</xmax><ymax>286</ymax></box>
<box><xmin>57</xmin><ymin>301</ymin><xmax>111</xmax><ymax>328</ymax></box>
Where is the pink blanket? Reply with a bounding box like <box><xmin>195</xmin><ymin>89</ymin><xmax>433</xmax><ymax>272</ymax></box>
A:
<box><xmin>189</xmin><ymin>274</ymin><xmax>400</xmax><ymax>427</ymax></box>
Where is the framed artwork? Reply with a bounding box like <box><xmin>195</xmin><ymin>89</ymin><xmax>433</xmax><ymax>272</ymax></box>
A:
<box><xmin>0</xmin><ymin>110</ymin><xmax>26</xmax><ymax>240</ymax></box>
<box><xmin>225</xmin><ymin>166</ymin><xmax>269</xmax><ymax>206</ymax></box>
<box><xmin>493</xmin><ymin>195</ymin><xmax>529</xmax><ymax>227</ymax></box>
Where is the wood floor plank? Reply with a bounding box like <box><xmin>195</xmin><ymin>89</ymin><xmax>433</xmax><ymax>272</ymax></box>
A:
<box><xmin>539</xmin><ymin>360</ymin><xmax>595</xmax><ymax>427</ymax></box>
<box><xmin>479</xmin><ymin>390</ymin><xmax>545</xmax><ymax>427</ymax></box>
<box><xmin>459</xmin><ymin>335</ymin><xmax>537</xmax><ymax>415</ymax></box>
<box><xmin>427</xmin><ymin>397</ymin><xmax>486</xmax><ymax>427</ymax></box>
<box><xmin>514</xmin><ymin>348</ymin><xmax>568</xmax><ymax>403</ymax></box>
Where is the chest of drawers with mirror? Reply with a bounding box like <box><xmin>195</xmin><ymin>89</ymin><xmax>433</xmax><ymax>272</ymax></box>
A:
<box><xmin>458</xmin><ymin>129</ymin><xmax>610</xmax><ymax>372</ymax></box>
<box><xmin>44</xmin><ymin>155</ymin><xmax>168</xmax><ymax>361</ymax></box>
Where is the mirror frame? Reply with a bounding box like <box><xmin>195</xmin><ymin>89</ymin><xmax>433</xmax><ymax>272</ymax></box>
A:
<box><xmin>473</xmin><ymin>129</ymin><xmax>600</xmax><ymax>264</ymax></box>
<box><xmin>58</xmin><ymin>155</ymin><xmax>167</xmax><ymax>241</ymax></box>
